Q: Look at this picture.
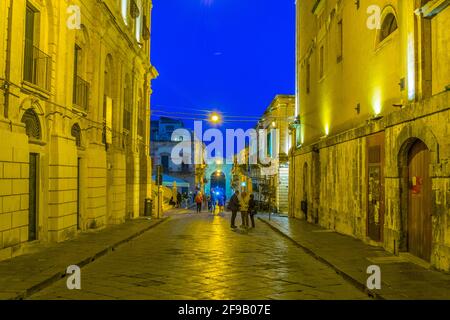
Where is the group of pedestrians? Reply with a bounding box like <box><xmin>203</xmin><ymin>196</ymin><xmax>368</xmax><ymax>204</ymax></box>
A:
<box><xmin>192</xmin><ymin>188</ymin><xmax>258</xmax><ymax>230</ymax></box>
<box><xmin>228</xmin><ymin>190</ymin><xmax>257</xmax><ymax>230</ymax></box>
<box><xmin>208</xmin><ymin>187</ymin><xmax>226</xmax><ymax>215</ymax></box>
<box><xmin>170</xmin><ymin>192</ymin><xmax>189</xmax><ymax>208</ymax></box>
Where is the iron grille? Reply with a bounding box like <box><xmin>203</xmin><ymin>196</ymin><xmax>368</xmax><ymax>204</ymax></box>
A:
<box><xmin>23</xmin><ymin>40</ymin><xmax>51</xmax><ymax>91</ymax></box>
<box><xmin>73</xmin><ymin>75</ymin><xmax>90</xmax><ymax>110</ymax></box>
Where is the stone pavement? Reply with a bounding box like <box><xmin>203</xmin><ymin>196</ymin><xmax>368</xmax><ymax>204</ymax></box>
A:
<box><xmin>28</xmin><ymin>211</ymin><xmax>368</xmax><ymax>300</ymax></box>
<box><xmin>0</xmin><ymin>215</ymin><xmax>170</xmax><ymax>300</ymax></box>
<box><xmin>259</xmin><ymin>215</ymin><xmax>450</xmax><ymax>300</ymax></box>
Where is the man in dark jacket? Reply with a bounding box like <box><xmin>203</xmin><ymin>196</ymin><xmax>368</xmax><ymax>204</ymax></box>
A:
<box><xmin>177</xmin><ymin>192</ymin><xmax>182</xmax><ymax>208</ymax></box>
<box><xmin>228</xmin><ymin>190</ymin><xmax>240</xmax><ymax>229</ymax></box>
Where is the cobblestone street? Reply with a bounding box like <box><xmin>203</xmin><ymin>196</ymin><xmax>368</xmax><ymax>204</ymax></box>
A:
<box><xmin>29</xmin><ymin>211</ymin><xmax>368</xmax><ymax>300</ymax></box>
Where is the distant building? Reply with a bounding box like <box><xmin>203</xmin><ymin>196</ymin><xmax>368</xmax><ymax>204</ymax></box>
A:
<box><xmin>151</xmin><ymin>117</ymin><xmax>184</xmax><ymax>142</ymax></box>
<box><xmin>251</xmin><ymin>95</ymin><xmax>295</xmax><ymax>214</ymax></box>
<box><xmin>150</xmin><ymin>117</ymin><xmax>197</xmax><ymax>194</ymax></box>
<box><xmin>205</xmin><ymin>157</ymin><xmax>233</xmax><ymax>202</ymax></box>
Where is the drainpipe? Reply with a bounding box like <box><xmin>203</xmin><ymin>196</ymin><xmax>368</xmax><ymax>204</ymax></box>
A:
<box><xmin>3</xmin><ymin>0</ymin><xmax>14</xmax><ymax>118</ymax></box>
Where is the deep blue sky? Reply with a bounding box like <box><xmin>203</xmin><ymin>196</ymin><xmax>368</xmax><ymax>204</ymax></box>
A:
<box><xmin>151</xmin><ymin>0</ymin><xmax>295</xmax><ymax>132</ymax></box>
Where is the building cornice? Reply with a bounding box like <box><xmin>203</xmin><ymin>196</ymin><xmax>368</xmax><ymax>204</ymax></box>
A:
<box><xmin>415</xmin><ymin>0</ymin><xmax>449</xmax><ymax>18</ymax></box>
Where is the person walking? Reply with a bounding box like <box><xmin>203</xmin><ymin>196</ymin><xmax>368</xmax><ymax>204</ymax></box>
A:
<box><xmin>195</xmin><ymin>191</ymin><xmax>203</xmax><ymax>213</ymax></box>
<box><xmin>177</xmin><ymin>192</ymin><xmax>182</xmax><ymax>208</ymax></box>
<box><xmin>218</xmin><ymin>195</ymin><xmax>225</xmax><ymax>214</ymax></box>
<box><xmin>207</xmin><ymin>195</ymin><xmax>212</xmax><ymax>213</ymax></box>
<box><xmin>183</xmin><ymin>192</ymin><xmax>189</xmax><ymax>209</ymax></box>
<box><xmin>238</xmin><ymin>191</ymin><xmax>250</xmax><ymax>230</ymax></box>
<box><xmin>228</xmin><ymin>190</ymin><xmax>240</xmax><ymax>229</ymax></box>
<box><xmin>248</xmin><ymin>194</ymin><xmax>257</xmax><ymax>228</ymax></box>
<box><xmin>211</xmin><ymin>192</ymin><xmax>217</xmax><ymax>213</ymax></box>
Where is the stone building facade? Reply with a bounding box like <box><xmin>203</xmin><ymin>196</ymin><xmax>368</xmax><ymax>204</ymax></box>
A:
<box><xmin>257</xmin><ymin>95</ymin><xmax>295</xmax><ymax>214</ymax></box>
<box><xmin>0</xmin><ymin>0</ymin><xmax>157</xmax><ymax>261</ymax></box>
<box><xmin>290</xmin><ymin>0</ymin><xmax>450</xmax><ymax>271</ymax></box>
<box><xmin>150</xmin><ymin>118</ymin><xmax>209</xmax><ymax>196</ymax></box>
<box><xmin>151</xmin><ymin>118</ymin><xmax>195</xmax><ymax>194</ymax></box>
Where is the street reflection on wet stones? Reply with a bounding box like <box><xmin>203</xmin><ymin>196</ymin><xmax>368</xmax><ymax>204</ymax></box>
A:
<box><xmin>30</xmin><ymin>211</ymin><xmax>368</xmax><ymax>300</ymax></box>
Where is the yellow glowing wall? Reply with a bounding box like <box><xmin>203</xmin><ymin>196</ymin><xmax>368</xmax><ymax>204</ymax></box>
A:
<box><xmin>297</xmin><ymin>0</ymin><xmax>414</xmax><ymax>146</ymax></box>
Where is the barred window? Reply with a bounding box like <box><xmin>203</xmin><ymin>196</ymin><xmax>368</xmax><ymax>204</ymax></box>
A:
<box><xmin>71</xmin><ymin>123</ymin><xmax>82</xmax><ymax>147</ymax></box>
<box><xmin>21</xmin><ymin>109</ymin><xmax>41</xmax><ymax>140</ymax></box>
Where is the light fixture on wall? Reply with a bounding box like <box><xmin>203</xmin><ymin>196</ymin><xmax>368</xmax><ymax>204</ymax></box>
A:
<box><xmin>398</xmin><ymin>78</ymin><xmax>406</xmax><ymax>91</ymax></box>
<box><xmin>355</xmin><ymin>103</ymin><xmax>361</xmax><ymax>115</ymax></box>
<box><xmin>392</xmin><ymin>98</ymin><xmax>405</xmax><ymax>110</ymax></box>
<box><xmin>370</xmin><ymin>114</ymin><xmax>383</xmax><ymax>121</ymax></box>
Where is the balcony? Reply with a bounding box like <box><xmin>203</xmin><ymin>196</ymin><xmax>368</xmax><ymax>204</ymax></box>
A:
<box><xmin>73</xmin><ymin>75</ymin><xmax>90</xmax><ymax>110</ymax></box>
<box><xmin>23</xmin><ymin>40</ymin><xmax>51</xmax><ymax>92</ymax></box>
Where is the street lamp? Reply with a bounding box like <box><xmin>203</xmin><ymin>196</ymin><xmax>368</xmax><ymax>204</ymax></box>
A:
<box><xmin>209</xmin><ymin>112</ymin><xmax>221</xmax><ymax>124</ymax></box>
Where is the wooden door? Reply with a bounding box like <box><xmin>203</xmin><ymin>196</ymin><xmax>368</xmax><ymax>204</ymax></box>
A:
<box><xmin>408</xmin><ymin>141</ymin><xmax>432</xmax><ymax>261</ymax></box>
<box><xmin>28</xmin><ymin>153</ymin><xmax>38</xmax><ymax>241</ymax></box>
<box><xmin>367</xmin><ymin>133</ymin><xmax>385</xmax><ymax>242</ymax></box>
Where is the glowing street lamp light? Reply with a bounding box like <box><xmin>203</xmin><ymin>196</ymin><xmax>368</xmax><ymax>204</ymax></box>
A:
<box><xmin>209</xmin><ymin>112</ymin><xmax>221</xmax><ymax>124</ymax></box>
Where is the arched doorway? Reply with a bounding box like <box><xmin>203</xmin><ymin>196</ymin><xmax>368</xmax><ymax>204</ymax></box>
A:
<box><xmin>210</xmin><ymin>171</ymin><xmax>226</xmax><ymax>191</ymax></box>
<box><xmin>406</xmin><ymin>140</ymin><xmax>432</xmax><ymax>261</ymax></box>
<box><xmin>21</xmin><ymin>109</ymin><xmax>41</xmax><ymax>241</ymax></box>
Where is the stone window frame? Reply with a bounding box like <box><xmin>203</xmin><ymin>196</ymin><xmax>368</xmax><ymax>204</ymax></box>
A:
<box><xmin>71</xmin><ymin>123</ymin><xmax>83</xmax><ymax>148</ymax></box>
<box><xmin>375</xmin><ymin>6</ymin><xmax>399</xmax><ymax>50</ymax></box>
<box><xmin>21</xmin><ymin>108</ymin><xmax>42</xmax><ymax>142</ymax></box>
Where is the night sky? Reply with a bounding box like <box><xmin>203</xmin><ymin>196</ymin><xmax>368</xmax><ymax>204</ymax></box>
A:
<box><xmin>151</xmin><ymin>0</ymin><xmax>295</xmax><ymax>134</ymax></box>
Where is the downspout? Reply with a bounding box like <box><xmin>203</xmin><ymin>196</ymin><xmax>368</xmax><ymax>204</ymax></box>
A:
<box><xmin>3</xmin><ymin>0</ymin><xmax>14</xmax><ymax>118</ymax></box>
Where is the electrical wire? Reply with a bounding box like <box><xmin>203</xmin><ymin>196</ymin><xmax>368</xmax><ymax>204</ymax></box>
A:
<box><xmin>153</xmin><ymin>104</ymin><xmax>229</xmax><ymax>114</ymax></box>
<box><xmin>151</xmin><ymin>111</ymin><xmax>296</xmax><ymax>121</ymax></box>
<box><xmin>151</xmin><ymin>103</ymin><xmax>302</xmax><ymax>124</ymax></box>
<box><xmin>152</xmin><ymin>110</ymin><xmax>261</xmax><ymax>119</ymax></box>
<box><xmin>151</xmin><ymin>104</ymin><xmax>297</xmax><ymax>120</ymax></box>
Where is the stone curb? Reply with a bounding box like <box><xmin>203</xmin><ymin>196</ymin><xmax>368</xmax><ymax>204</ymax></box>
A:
<box><xmin>258</xmin><ymin>217</ymin><xmax>385</xmax><ymax>300</ymax></box>
<box><xmin>11</xmin><ymin>217</ymin><xmax>170</xmax><ymax>300</ymax></box>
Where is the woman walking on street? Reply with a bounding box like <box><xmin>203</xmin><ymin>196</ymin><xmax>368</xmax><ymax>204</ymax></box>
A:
<box><xmin>195</xmin><ymin>192</ymin><xmax>203</xmax><ymax>213</ymax></box>
<box><xmin>238</xmin><ymin>191</ymin><xmax>250</xmax><ymax>230</ymax></box>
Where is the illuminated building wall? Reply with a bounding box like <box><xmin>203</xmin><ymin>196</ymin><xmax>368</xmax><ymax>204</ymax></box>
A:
<box><xmin>290</xmin><ymin>0</ymin><xmax>450</xmax><ymax>271</ymax></box>
<box><xmin>0</xmin><ymin>0</ymin><xmax>156</xmax><ymax>261</ymax></box>
<box><xmin>255</xmin><ymin>95</ymin><xmax>295</xmax><ymax>214</ymax></box>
